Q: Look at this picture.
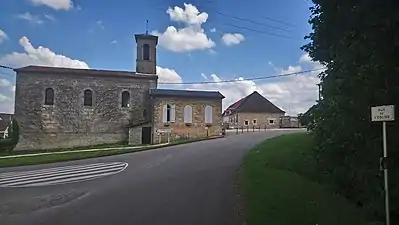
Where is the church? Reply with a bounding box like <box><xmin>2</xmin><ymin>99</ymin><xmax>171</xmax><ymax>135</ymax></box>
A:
<box><xmin>13</xmin><ymin>33</ymin><xmax>225</xmax><ymax>151</ymax></box>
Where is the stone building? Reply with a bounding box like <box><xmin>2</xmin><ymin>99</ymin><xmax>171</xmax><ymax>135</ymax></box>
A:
<box><xmin>13</xmin><ymin>33</ymin><xmax>224</xmax><ymax>151</ymax></box>
<box><xmin>150</xmin><ymin>89</ymin><xmax>224</xmax><ymax>143</ymax></box>
<box><xmin>222</xmin><ymin>91</ymin><xmax>285</xmax><ymax>129</ymax></box>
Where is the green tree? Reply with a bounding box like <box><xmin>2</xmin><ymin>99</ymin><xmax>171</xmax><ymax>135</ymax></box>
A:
<box><xmin>302</xmin><ymin>0</ymin><xmax>399</xmax><ymax>223</ymax></box>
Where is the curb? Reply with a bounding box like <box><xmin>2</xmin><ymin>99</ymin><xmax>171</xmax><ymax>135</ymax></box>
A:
<box><xmin>0</xmin><ymin>135</ymin><xmax>224</xmax><ymax>160</ymax></box>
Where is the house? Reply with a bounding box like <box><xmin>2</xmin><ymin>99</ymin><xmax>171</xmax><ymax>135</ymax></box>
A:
<box><xmin>0</xmin><ymin>113</ymin><xmax>13</xmax><ymax>139</ymax></box>
<box><xmin>222</xmin><ymin>91</ymin><xmax>285</xmax><ymax>129</ymax></box>
<box><xmin>13</xmin><ymin>33</ymin><xmax>225</xmax><ymax>151</ymax></box>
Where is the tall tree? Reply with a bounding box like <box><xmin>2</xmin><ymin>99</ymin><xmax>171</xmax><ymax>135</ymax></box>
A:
<box><xmin>302</xmin><ymin>0</ymin><xmax>399</xmax><ymax>223</ymax></box>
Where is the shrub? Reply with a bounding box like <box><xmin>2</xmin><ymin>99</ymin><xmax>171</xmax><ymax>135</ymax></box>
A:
<box><xmin>0</xmin><ymin>119</ymin><xmax>20</xmax><ymax>153</ymax></box>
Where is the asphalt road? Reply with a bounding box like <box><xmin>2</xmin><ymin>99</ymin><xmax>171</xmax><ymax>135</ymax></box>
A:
<box><xmin>0</xmin><ymin>130</ymin><xmax>302</xmax><ymax>225</ymax></box>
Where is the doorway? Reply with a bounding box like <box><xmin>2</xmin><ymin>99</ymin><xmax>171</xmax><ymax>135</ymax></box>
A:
<box><xmin>141</xmin><ymin>127</ymin><xmax>152</xmax><ymax>144</ymax></box>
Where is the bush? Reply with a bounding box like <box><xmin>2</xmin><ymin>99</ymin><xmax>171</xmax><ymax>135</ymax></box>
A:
<box><xmin>0</xmin><ymin>138</ymin><xmax>14</xmax><ymax>153</ymax></box>
<box><xmin>0</xmin><ymin>119</ymin><xmax>20</xmax><ymax>153</ymax></box>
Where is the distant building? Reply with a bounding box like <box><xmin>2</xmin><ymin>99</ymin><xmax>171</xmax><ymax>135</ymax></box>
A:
<box><xmin>0</xmin><ymin>113</ymin><xmax>13</xmax><ymax>139</ymax></box>
<box><xmin>279</xmin><ymin>116</ymin><xmax>300</xmax><ymax>128</ymax></box>
<box><xmin>222</xmin><ymin>91</ymin><xmax>285</xmax><ymax>129</ymax></box>
<box><xmin>13</xmin><ymin>33</ymin><xmax>224</xmax><ymax>151</ymax></box>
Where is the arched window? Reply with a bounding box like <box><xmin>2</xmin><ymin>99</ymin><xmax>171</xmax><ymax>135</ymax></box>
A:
<box><xmin>121</xmin><ymin>91</ymin><xmax>130</xmax><ymax>108</ymax></box>
<box><xmin>143</xmin><ymin>44</ymin><xmax>150</xmax><ymax>60</ymax></box>
<box><xmin>44</xmin><ymin>88</ymin><xmax>54</xmax><ymax>105</ymax></box>
<box><xmin>184</xmin><ymin>105</ymin><xmax>193</xmax><ymax>124</ymax></box>
<box><xmin>205</xmin><ymin>105</ymin><xmax>213</xmax><ymax>124</ymax></box>
<box><xmin>84</xmin><ymin>89</ymin><xmax>93</xmax><ymax>106</ymax></box>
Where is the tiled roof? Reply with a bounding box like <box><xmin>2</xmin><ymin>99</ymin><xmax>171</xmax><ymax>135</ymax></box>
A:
<box><xmin>222</xmin><ymin>91</ymin><xmax>285</xmax><ymax>116</ymax></box>
<box><xmin>14</xmin><ymin>65</ymin><xmax>158</xmax><ymax>80</ymax></box>
<box><xmin>150</xmin><ymin>89</ymin><xmax>225</xmax><ymax>99</ymax></box>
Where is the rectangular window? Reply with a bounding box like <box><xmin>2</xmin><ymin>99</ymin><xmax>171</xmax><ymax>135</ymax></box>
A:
<box><xmin>253</xmin><ymin>119</ymin><xmax>257</xmax><ymax>125</ymax></box>
<box><xmin>244</xmin><ymin>120</ymin><xmax>249</xmax><ymax>126</ymax></box>
<box><xmin>269</xmin><ymin>119</ymin><xmax>274</xmax><ymax>124</ymax></box>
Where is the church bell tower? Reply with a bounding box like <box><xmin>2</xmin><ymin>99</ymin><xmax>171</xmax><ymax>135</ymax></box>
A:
<box><xmin>135</xmin><ymin>33</ymin><xmax>158</xmax><ymax>74</ymax></box>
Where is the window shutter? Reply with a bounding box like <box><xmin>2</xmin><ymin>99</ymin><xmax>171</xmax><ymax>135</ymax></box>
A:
<box><xmin>184</xmin><ymin>105</ymin><xmax>192</xmax><ymax>123</ymax></box>
<box><xmin>170</xmin><ymin>105</ymin><xmax>176</xmax><ymax>122</ymax></box>
<box><xmin>162</xmin><ymin>105</ymin><xmax>168</xmax><ymax>123</ymax></box>
<box><xmin>205</xmin><ymin>105</ymin><xmax>213</xmax><ymax>124</ymax></box>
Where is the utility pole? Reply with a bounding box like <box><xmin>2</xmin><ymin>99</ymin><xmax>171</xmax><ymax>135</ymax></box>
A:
<box><xmin>317</xmin><ymin>83</ymin><xmax>321</xmax><ymax>101</ymax></box>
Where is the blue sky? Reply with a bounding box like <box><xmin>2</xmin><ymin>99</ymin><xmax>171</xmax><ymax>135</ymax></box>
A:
<box><xmin>0</xmin><ymin>0</ymin><xmax>320</xmax><ymax>115</ymax></box>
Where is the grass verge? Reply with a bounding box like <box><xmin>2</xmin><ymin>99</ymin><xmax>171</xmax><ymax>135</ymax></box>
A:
<box><xmin>0</xmin><ymin>136</ymin><xmax>222</xmax><ymax>168</ymax></box>
<box><xmin>242</xmin><ymin>133</ymin><xmax>368</xmax><ymax>225</ymax></box>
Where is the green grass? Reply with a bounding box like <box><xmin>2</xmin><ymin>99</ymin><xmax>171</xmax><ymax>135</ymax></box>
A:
<box><xmin>242</xmin><ymin>133</ymin><xmax>368</xmax><ymax>225</ymax></box>
<box><xmin>0</xmin><ymin>136</ymin><xmax>222</xmax><ymax>168</ymax></box>
<box><xmin>0</xmin><ymin>141</ymin><xmax>130</xmax><ymax>157</ymax></box>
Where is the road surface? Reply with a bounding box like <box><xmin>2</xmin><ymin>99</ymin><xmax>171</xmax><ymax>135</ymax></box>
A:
<box><xmin>0</xmin><ymin>130</ymin><xmax>301</xmax><ymax>225</ymax></box>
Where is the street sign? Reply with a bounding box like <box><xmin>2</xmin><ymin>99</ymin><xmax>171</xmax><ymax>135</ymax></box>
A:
<box><xmin>371</xmin><ymin>105</ymin><xmax>395</xmax><ymax>225</ymax></box>
<box><xmin>371</xmin><ymin>105</ymin><xmax>395</xmax><ymax>122</ymax></box>
<box><xmin>156</xmin><ymin>128</ymin><xmax>171</xmax><ymax>133</ymax></box>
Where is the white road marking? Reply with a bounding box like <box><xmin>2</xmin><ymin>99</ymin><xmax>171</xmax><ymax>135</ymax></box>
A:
<box><xmin>0</xmin><ymin>162</ymin><xmax>128</xmax><ymax>188</ymax></box>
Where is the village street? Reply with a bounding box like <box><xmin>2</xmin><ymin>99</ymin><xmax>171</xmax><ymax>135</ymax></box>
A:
<box><xmin>0</xmin><ymin>130</ymin><xmax>301</xmax><ymax>225</ymax></box>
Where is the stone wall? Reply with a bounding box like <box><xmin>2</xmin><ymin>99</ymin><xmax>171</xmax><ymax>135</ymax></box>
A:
<box><xmin>153</xmin><ymin>97</ymin><xmax>222</xmax><ymax>143</ymax></box>
<box><xmin>234</xmin><ymin>112</ymin><xmax>284</xmax><ymax>129</ymax></box>
<box><xmin>14</xmin><ymin>70</ymin><xmax>157</xmax><ymax>150</ymax></box>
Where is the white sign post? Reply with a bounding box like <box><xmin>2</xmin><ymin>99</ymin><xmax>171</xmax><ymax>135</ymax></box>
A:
<box><xmin>371</xmin><ymin>105</ymin><xmax>395</xmax><ymax>225</ymax></box>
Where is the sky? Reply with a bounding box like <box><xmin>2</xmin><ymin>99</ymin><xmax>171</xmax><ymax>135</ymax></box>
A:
<box><xmin>0</xmin><ymin>0</ymin><xmax>322</xmax><ymax>115</ymax></box>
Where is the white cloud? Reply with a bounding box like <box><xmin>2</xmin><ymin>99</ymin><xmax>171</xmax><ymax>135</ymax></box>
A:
<box><xmin>156</xmin><ymin>66</ymin><xmax>183</xmax><ymax>83</ymax></box>
<box><xmin>17</xmin><ymin>12</ymin><xmax>44</xmax><ymax>24</ymax></box>
<box><xmin>0</xmin><ymin>36</ymin><xmax>89</xmax><ymax>69</ymax></box>
<box><xmin>0</xmin><ymin>79</ymin><xmax>12</xmax><ymax>88</ymax></box>
<box><xmin>0</xmin><ymin>78</ymin><xmax>14</xmax><ymax>113</ymax></box>
<box><xmin>221</xmin><ymin>33</ymin><xmax>245</xmax><ymax>46</ymax></box>
<box><xmin>44</xmin><ymin>14</ymin><xmax>56</xmax><ymax>21</ymax></box>
<box><xmin>167</xmin><ymin>3</ymin><xmax>208</xmax><ymax>26</ymax></box>
<box><xmin>182</xmin><ymin>53</ymin><xmax>323</xmax><ymax>115</ymax></box>
<box><xmin>0</xmin><ymin>29</ymin><xmax>8</xmax><ymax>44</ymax></box>
<box><xmin>153</xmin><ymin>3</ymin><xmax>215</xmax><ymax>52</ymax></box>
<box><xmin>30</xmin><ymin>0</ymin><xmax>73</xmax><ymax>10</ymax></box>
<box><xmin>281</xmin><ymin>65</ymin><xmax>302</xmax><ymax>74</ymax></box>
<box><xmin>299</xmin><ymin>53</ymin><xmax>312</xmax><ymax>63</ymax></box>
<box><xmin>210</xmin><ymin>28</ymin><xmax>216</xmax><ymax>33</ymax></box>
<box><xmin>96</xmin><ymin>20</ymin><xmax>105</xmax><ymax>30</ymax></box>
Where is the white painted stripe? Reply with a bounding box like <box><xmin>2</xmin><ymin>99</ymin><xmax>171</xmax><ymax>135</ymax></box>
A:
<box><xmin>0</xmin><ymin>163</ymin><xmax>126</xmax><ymax>184</ymax></box>
<box><xmin>0</xmin><ymin>162</ymin><xmax>122</xmax><ymax>179</ymax></box>
<box><xmin>8</xmin><ymin>169</ymin><xmax>124</xmax><ymax>187</ymax></box>
<box><xmin>1</xmin><ymin>164</ymin><xmax>127</xmax><ymax>187</ymax></box>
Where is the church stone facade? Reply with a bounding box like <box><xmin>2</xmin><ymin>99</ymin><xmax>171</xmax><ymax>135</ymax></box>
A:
<box><xmin>13</xmin><ymin>33</ymin><xmax>224</xmax><ymax>151</ymax></box>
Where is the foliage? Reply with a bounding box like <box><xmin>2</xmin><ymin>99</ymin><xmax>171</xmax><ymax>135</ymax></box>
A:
<box><xmin>0</xmin><ymin>119</ymin><xmax>20</xmax><ymax>152</ymax></box>
<box><xmin>242</xmin><ymin>133</ymin><xmax>367</xmax><ymax>225</ymax></box>
<box><xmin>302</xmin><ymin>0</ymin><xmax>399</xmax><ymax>223</ymax></box>
<box><xmin>298</xmin><ymin>104</ymin><xmax>318</xmax><ymax>128</ymax></box>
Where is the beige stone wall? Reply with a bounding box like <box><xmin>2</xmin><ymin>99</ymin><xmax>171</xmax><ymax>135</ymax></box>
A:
<box><xmin>234</xmin><ymin>112</ymin><xmax>284</xmax><ymax>129</ymax></box>
<box><xmin>153</xmin><ymin>97</ymin><xmax>222</xmax><ymax>143</ymax></box>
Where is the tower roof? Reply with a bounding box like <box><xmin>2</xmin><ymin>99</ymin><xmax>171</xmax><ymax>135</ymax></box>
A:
<box><xmin>134</xmin><ymin>34</ymin><xmax>158</xmax><ymax>44</ymax></box>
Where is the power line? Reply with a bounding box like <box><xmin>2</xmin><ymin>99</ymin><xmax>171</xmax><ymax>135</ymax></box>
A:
<box><xmin>155</xmin><ymin>7</ymin><xmax>294</xmax><ymax>40</ymax></box>
<box><xmin>0</xmin><ymin>65</ymin><xmax>14</xmax><ymax>70</ymax></box>
<box><xmin>159</xmin><ymin>68</ymin><xmax>325</xmax><ymax>85</ymax></box>
<box><xmin>223</xmin><ymin>23</ymin><xmax>293</xmax><ymax>39</ymax></box>
<box><xmin>212</xmin><ymin>11</ymin><xmax>290</xmax><ymax>32</ymax></box>
<box><xmin>205</xmin><ymin>0</ymin><xmax>296</xmax><ymax>28</ymax></box>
